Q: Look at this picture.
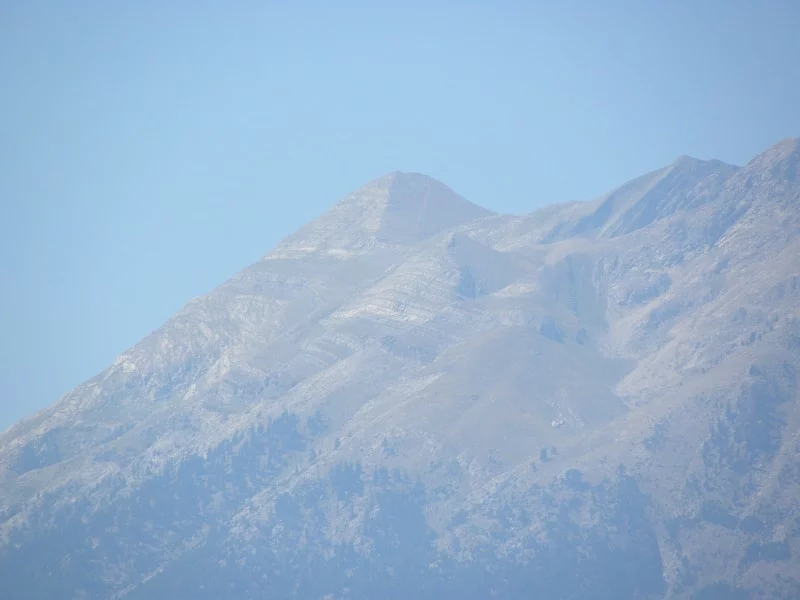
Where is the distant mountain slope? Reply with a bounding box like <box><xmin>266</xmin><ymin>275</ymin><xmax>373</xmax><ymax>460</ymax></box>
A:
<box><xmin>1</xmin><ymin>140</ymin><xmax>799</xmax><ymax>600</ymax></box>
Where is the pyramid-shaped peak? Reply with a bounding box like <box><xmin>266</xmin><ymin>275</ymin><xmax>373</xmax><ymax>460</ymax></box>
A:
<box><xmin>365</xmin><ymin>172</ymin><xmax>492</xmax><ymax>243</ymax></box>
<box><xmin>362</xmin><ymin>170</ymin><xmax>441</xmax><ymax>187</ymax></box>
<box><xmin>326</xmin><ymin>171</ymin><xmax>494</xmax><ymax>243</ymax></box>
<box><xmin>349</xmin><ymin>171</ymin><xmax>489</xmax><ymax>210</ymax></box>
<box><xmin>669</xmin><ymin>154</ymin><xmax>736</xmax><ymax>172</ymax></box>
<box><xmin>671</xmin><ymin>154</ymin><xmax>702</xmax><ymax>167</ymax></box>
<box><xmin>267</xmin><ymin>172</ymin><xmax>494</xmax><ymax>259</ymax></box>
<box><xmin>343</xmin><ymin>171</ymin><xmax>453</xmax><ymax>206</ymax></box>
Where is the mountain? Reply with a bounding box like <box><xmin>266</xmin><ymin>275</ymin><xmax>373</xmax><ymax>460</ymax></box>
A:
<box><xmin>1</xmin><ymin>140</ymin><xmax>799</xmax><ymax>599</ymax></box>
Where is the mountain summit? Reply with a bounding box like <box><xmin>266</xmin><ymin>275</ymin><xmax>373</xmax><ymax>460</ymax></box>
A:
<box><xmin>1</xmin><ymin>139</ymin><xmax>800</xmax><ymax>599</ymax></box>
<box><xmin>269</xmin><ymin>171</ymin><xmax>493</xmax><ymax>258</ymax></box>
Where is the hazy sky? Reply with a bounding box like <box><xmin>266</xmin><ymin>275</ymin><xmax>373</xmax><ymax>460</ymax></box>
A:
<box><xmin>1</xmin><ymin>1</ymin><xmax>799</xmax><ymax>429</ymax></box>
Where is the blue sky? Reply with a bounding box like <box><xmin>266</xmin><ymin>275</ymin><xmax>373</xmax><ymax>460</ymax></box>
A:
<box><xmin>1</xmin><ymin>1</ymin><xmax>799</xmax><ymax>429</ymax></box>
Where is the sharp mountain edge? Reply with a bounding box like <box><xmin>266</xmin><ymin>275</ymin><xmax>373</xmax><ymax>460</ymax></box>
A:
<box><xmin>2</xmin><ymin>139</ymin><xmax>800</xmax><ymax>599</ymax></box>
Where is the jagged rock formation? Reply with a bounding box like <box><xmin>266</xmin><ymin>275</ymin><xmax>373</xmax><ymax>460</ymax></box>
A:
<box><xmin>1</xmin><ymin>139</ymin><xmax>799</xmax><ymax>599</ymax></box>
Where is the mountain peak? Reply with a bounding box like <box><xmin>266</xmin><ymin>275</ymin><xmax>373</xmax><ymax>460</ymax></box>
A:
<box><xmin>671</xmin><ymin>154</ymin><xmax>702</xmax><ymax>167</ymax></box>
<box><xmin>746</xmin><ymin>137</ymin><xmax>800</xmax><ymax>171</ymax></box>
<box><xmin>345</xmin><ymin>170</ymin><xmax>486</xmax><ymax>212</ymax></box>
<box><xmin>4</xmin><ymin>137</ymin><xmax>800</xmax><ymax>600</ymax></box>
<box><xmin>771</xmin><ymin>136</ymin><xmax>800</xmax><ymax>152</ymax></box>
<box><xmin>364</xmin><ymin>170</ymin><xmax>433</xmax><ymax>186</ymax></box>
<box><xmin>670</xmin><ymin>153</ymin><xmax>737</xmax><ymax>172</ymax></box>
<box><xmin>268</xmin><ymin>172</ymin><xmax>494</xmax><ymax>258</ymax></box>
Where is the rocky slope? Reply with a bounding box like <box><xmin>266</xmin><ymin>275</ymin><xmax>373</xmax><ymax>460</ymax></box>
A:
<box><xmin>1</xmin><ymin>140</ymin><xmax>799</xmax><ymax>599</ymax></box>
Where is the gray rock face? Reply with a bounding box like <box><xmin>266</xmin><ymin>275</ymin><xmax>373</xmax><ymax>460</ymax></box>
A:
<box><xmin>1</xmin><ymin>141</ymin><xmax>800</xmax><ymax>599</ymax></box>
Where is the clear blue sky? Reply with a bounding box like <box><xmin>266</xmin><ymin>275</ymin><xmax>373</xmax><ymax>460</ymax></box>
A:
<box><xmin>2</xmin><ymin>1</ymin><xmax>799</xmax><ymax>429</ymax></box>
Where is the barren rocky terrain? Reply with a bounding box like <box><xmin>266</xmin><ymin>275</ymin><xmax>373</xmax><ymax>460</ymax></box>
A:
<box><xmin>1</xmin><ymin>138</ymin><xmax>799</xmax><ymax>599</ymax></box>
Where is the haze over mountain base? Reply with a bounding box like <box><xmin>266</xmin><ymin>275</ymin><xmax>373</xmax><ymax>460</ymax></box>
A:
<box><xmin>2</xmin><ymin>139</ymin><xmax>800</xmax><ymax>599</ymax></box>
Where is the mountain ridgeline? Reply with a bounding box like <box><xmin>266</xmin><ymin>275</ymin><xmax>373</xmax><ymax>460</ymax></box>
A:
<box><xmin>2</xmin><ymin>139</ymin><xmax>800</xmax><ymax>599</ymax></box>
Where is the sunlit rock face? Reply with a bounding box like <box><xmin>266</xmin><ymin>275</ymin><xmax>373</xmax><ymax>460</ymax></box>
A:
<box><xmin>2</xmin><ymin>140</ymin><xmax>800</xmax><ymax>600</ymax></box>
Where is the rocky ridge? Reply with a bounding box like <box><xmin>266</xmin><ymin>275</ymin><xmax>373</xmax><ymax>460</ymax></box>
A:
<box><xmin>1</xmin><ymin>139</ymin><xmax>799</xmax><ymax>599</ymax></box>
